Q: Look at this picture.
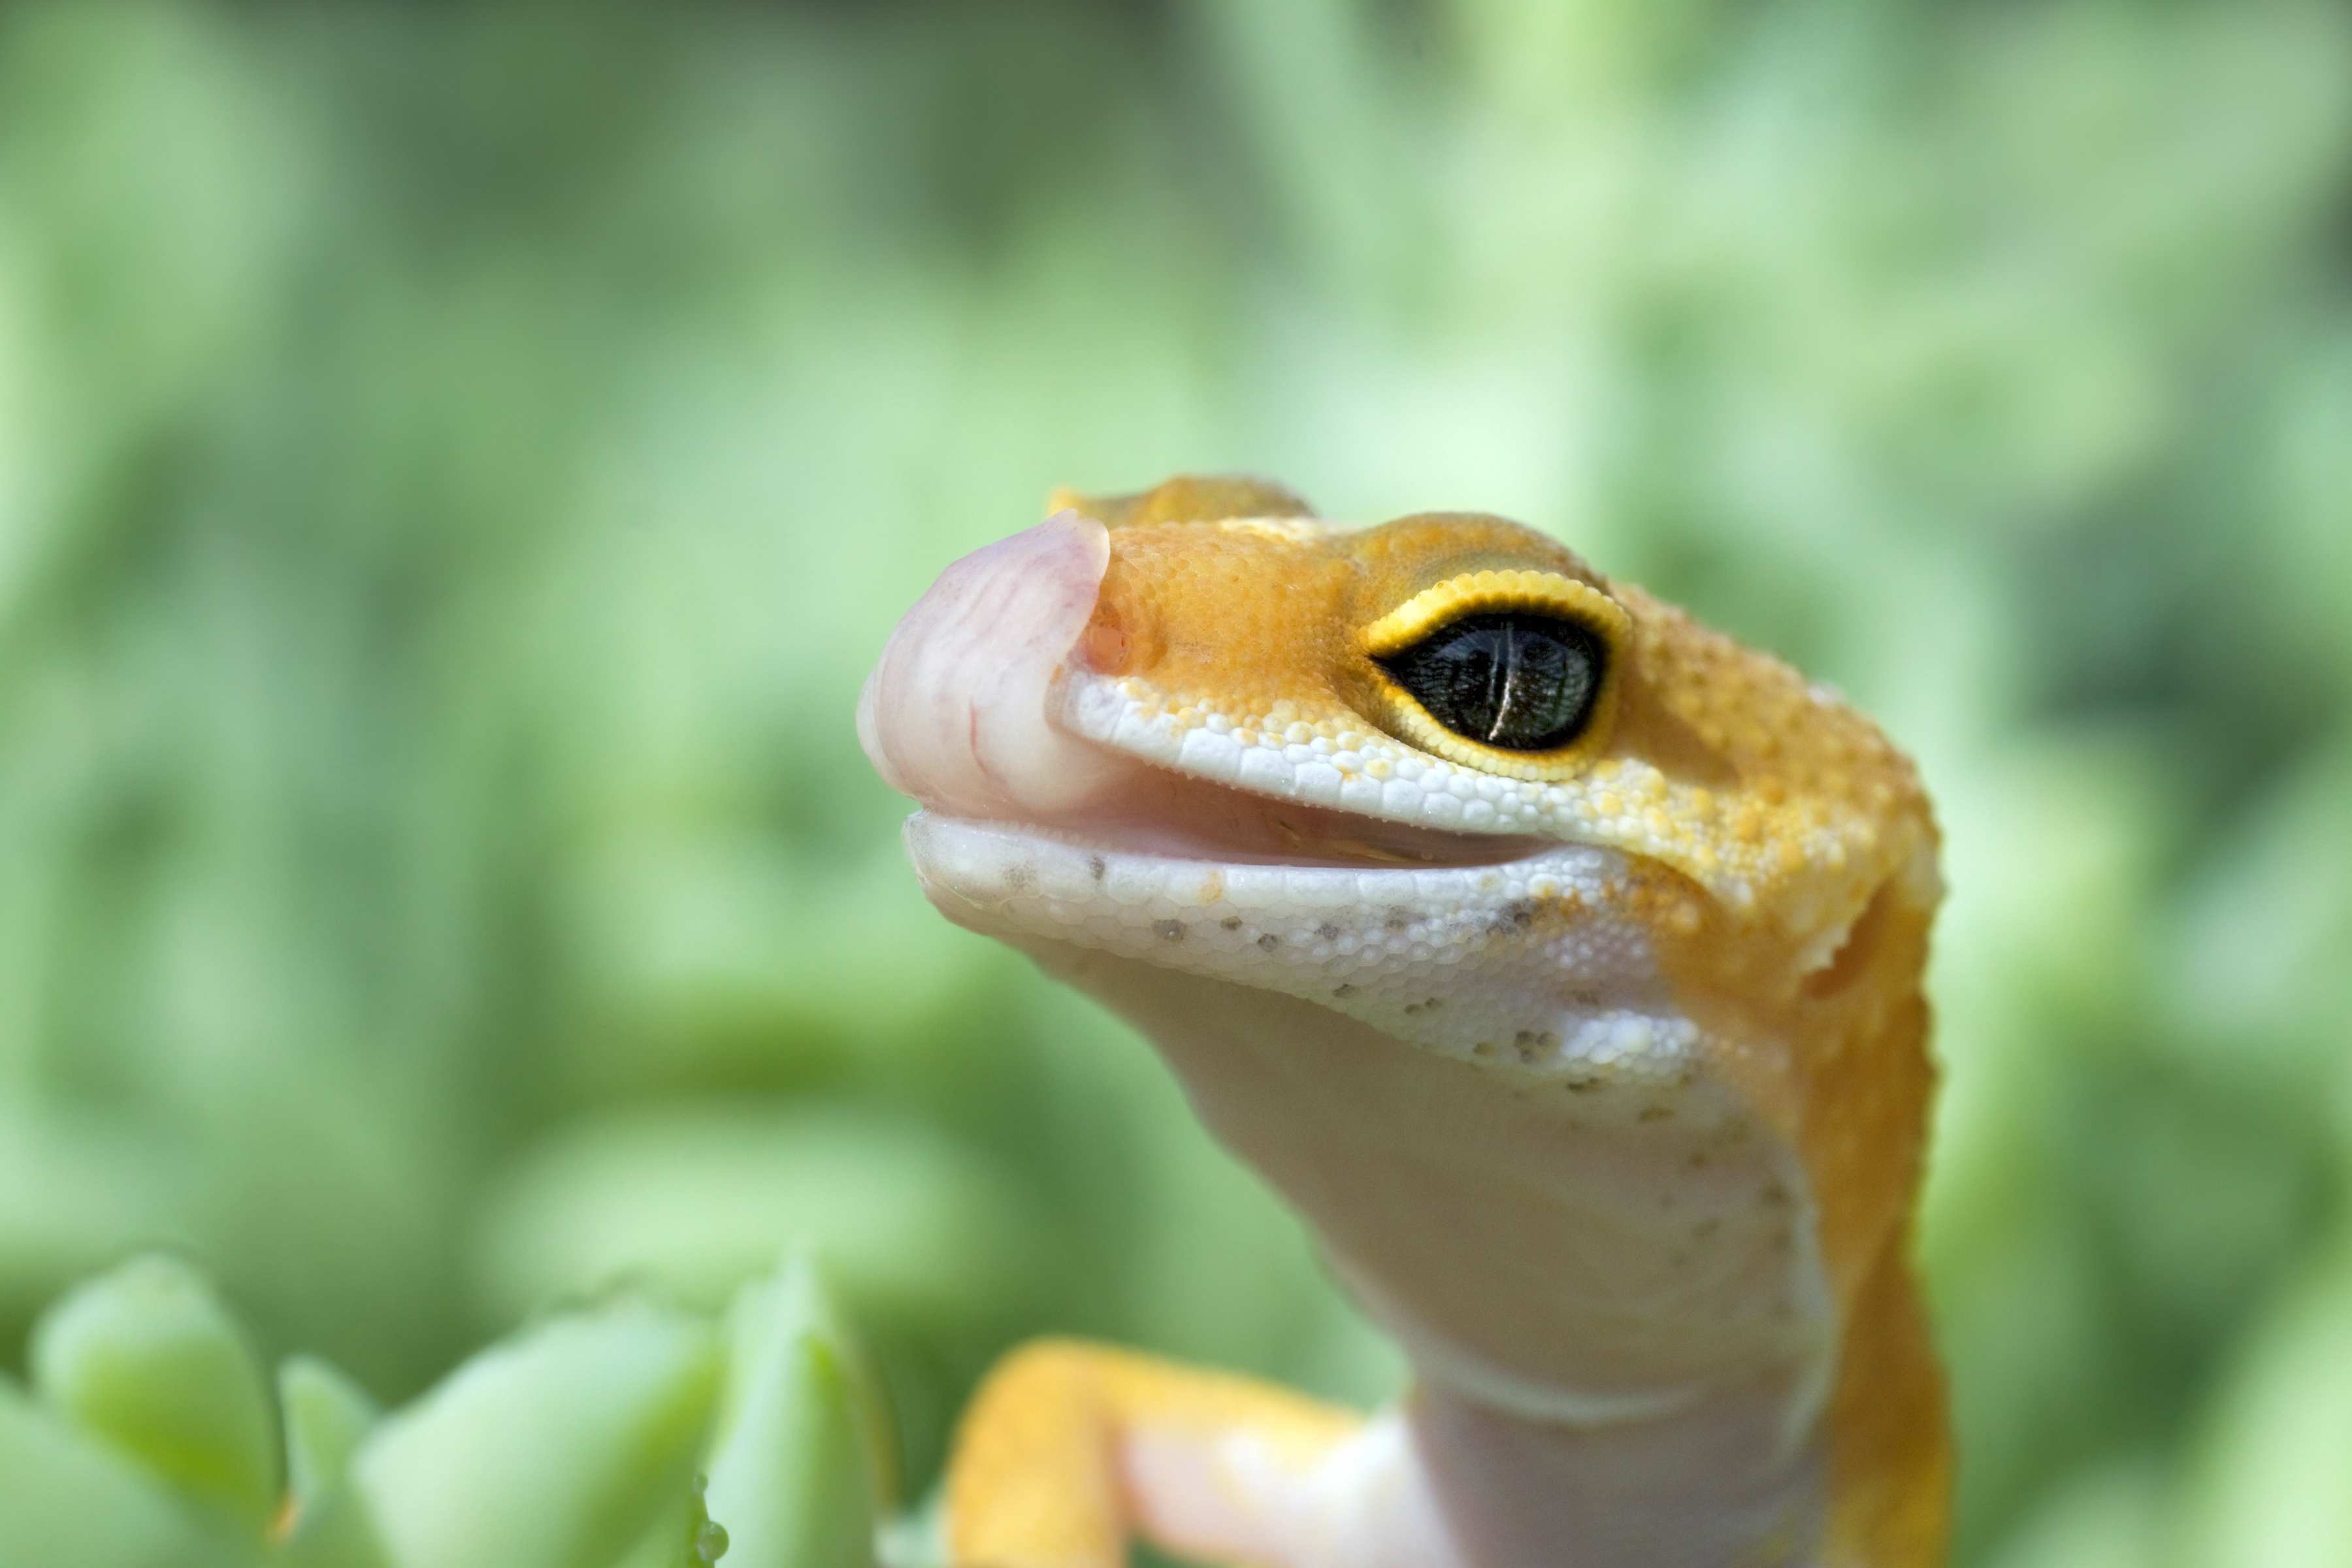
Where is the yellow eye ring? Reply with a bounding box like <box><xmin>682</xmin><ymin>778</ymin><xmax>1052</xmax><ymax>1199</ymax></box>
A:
<box><xmin>1362</xmin><ymin>570</ymin><xmax>1629</xmax><ymax>656</ymax></box>
<box><xmin>1360</xmin><ymin>570</ymin><xmax>1631</xmax><ymax>781</ymax></box>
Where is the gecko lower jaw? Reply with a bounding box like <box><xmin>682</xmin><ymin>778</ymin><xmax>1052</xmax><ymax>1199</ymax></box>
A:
<box><xmin>901</xmin><ymin>809</ymin><xmax>1625</xmax><ymax>937</ymax></box>
<box><xmin>895</xmin><ymin>760</ymin><xmax>1632</xmax><ymax>985</ymax></box>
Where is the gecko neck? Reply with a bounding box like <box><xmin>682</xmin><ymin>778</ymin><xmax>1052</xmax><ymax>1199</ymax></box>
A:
<box><xmin>1409</xmin><ymin>1380</ymin><xmax>1823</xmax><ymax>1568</ymax></box>
<box><xmin>1017</xmin><ymin>938</ymin><xmax>1839</xmax><ymax>1567</ymax></box>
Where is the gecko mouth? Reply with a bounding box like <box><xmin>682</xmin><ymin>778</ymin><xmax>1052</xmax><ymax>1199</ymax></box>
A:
<box><xmin>890</xmin><ymin>725</ymin><xmax>1584</xmax><ymax>968</ymax></box>
<box><xmin>963</xmin><ymin>755</ymin><xmax>1551</xmax><ymax>870</ymax></box>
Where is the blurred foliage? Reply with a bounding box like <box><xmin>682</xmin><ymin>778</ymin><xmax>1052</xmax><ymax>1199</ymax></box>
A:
<box><xmin>0</xmin><ymin>2</ymin><xmax>2346</xmax><ymax>1563</ymax></box>
<box><xmin>2</xmin><ymin>1250</ymin><xmax>879</xmax><ymax>1566</ymax></box>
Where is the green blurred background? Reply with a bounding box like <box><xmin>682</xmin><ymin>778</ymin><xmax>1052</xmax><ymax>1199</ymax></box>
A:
<box><xmin>1</xmin><ymin>3</ymin><xmax>2347</xmax><ymax>1563</ymax></box>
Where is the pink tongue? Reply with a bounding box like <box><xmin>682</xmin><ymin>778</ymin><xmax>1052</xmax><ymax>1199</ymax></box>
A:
<box><xmin>858</xmin><ymin>511</ymin><xmax>1133</xmax><ymax>821</ymax></box>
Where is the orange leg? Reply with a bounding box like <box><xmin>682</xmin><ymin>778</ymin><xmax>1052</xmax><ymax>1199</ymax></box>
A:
<box><xmin>944</xmin><ymin>1339</ymin><xmax>1373</xmax><ymax>1568</ymax></box>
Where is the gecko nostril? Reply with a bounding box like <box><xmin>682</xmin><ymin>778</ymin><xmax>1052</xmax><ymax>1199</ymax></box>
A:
<box><xmin>1081</xmin><ymin>615</ymin><xmax>1133</xmax><ymax>674</ymax></box>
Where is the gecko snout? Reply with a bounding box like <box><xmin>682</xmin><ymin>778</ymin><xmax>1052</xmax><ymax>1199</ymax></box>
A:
<box><xmin>858</xmin><ymin>511</ymin><xmax>1134</xmax><ymax>824</ymax></box>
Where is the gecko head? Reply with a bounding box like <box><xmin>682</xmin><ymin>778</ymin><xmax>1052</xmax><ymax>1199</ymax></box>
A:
<box><xmin>858</xmin><ymin>478</ymin><xmax>1938</xmax><ymax>1079</ymax></box>
<box><xmin>861</xmin><ymin>480</ymin><xmax>1946</xmax><ymax>1414</ymax></box>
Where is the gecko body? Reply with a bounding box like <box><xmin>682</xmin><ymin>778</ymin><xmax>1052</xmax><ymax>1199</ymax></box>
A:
<box><xmin>859</xmin><ymin>478</ymin><xmax>1946</xmax><ymax>1567</ymax></box>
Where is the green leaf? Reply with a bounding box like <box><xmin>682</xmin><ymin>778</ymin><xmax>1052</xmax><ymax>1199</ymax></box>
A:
<box><xmin>0</xmin><ymin>1379</ymin><xmax>249</xmax><ymax>1568</ymax></box>
<box><xmin>344</xmin><ymin>1299</ymin><xmax>722</xmax><ymax>1568</ymax></box>
<box><xmin>270</xmin><ymin>1490</ymin><xmax>394</xmax><ymax>1568</ymax></box>
<box><xmin>703</xmin><ymin>1256</ymin><xmax>882</xmax><ymax>1567</ymax></box>
<box><xmin>606</xmin><ymin>1474</ymin><xmax>730</xmax><ymax>1568</ymax></box>
<box><xmin>279</xmin><ymin>1357</ymin><xmax>380</xmax><ymax>1513</ymax></box>
<box><xmin>28</xmin><ymin>1254</ymin><xmax>281</xmax><ymax>1535</ymax></box>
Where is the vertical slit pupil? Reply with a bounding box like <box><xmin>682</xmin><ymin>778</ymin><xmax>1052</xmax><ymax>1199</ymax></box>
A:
<box><xmin>1376</xmin><ymin>612</ymin><xmax>1603</xmax><ymax>751</ymax></box>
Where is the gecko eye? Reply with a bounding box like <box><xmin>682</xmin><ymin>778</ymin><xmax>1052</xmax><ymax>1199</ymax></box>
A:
<box><xmin>1359</xmin><ymin>568</ymin><xmax>1629</xmax><ymax>777</ymax></box>
<box><xmin>1375</xmin><ymin>612</ymin><xmax>1606</xmax><ymax>752</ymax></box>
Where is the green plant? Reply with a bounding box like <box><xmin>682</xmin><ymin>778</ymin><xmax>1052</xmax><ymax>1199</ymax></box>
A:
<box><xmin>3</xmin><ymin>1252</ymin><xmax>887</xmax><ymax>1568</ymax></box>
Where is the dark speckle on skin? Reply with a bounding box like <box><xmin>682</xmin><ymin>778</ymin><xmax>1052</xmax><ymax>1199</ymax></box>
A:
<box><xmin>1639</xmin><ymin>1104</ymin><xmax>1674</xmax><ymax>1124</ymax></box>
<box><xmin>1565</xmin><ymin>1077</ymin><xmax>1601</xmax><ymax>1094</ymax></box>
<box><xmin>1003</xmin><ymin>866</ymin><xmax>1035</xmax><ymax>894</ymax></box>
<box><xmin>1153</xmin><ymin>919</ymin><xmax>1186</xmax><ymax>943</ymax></box>
<box><xmin>1087</xmin><ymin>855</ymin><xmax>1107</xmax><ymax>883</ymax></box>
<box><xmin>1256</xmin><ymin>933</ymin><xmax>1280</xmax><ymax>951</ymax></box>
<box><xmin>1220</xmin><ymin>916</ymin><xmax>1243</xmax><ymax>932</ymax></box>
<box><xmin>1486</xmin><ymin>898</ymin><xmax>1539</xmax><ymax>936</ymax></box>
<box><xmin>1385</xmin><ymin>907</ymin><xmax>1413</xmax><ymax>931</ymax></box>
<box><xmin>1316</xmin><ymin>922</ymin><xmax>1342</xmax><ymax>941</ymax></box>
<box><xmin>1333</xmin><ymin>983</ymin><xmax>1357</xmax><ymax>998</ymax></box>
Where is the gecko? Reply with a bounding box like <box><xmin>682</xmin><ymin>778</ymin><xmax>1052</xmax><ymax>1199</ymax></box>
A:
<box><xmin>857</xmin><ymin>476</ymin><xmax>1946</xmax><ymax>1568</ymax></box>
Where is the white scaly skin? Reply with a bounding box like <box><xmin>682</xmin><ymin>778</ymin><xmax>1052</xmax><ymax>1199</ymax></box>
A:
<box><xmin>860</xmin><ymin>482</ymin><xmax>1946</xmax><ymax>1568</ymax></box>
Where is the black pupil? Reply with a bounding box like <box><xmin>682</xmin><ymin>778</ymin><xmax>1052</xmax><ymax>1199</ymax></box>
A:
<box><xmin>1376</xmin><ymin>612</ymin><xmax>1603</xmax><ymax>751</ymax></box>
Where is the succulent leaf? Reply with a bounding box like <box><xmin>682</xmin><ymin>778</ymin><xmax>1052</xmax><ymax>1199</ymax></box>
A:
<box><xmin>279</xmin><ymin>1356</ymin><xmax>381</xmax><ymax>1513</ymax></box>
<box><xmin>0</xmin><ymin>1379</ymin><xmax>252</xmax><ymax>1568</ymax></box>
<box><xmin>704</xmin><ymin>1256</ymin><xmax>881</xmax><ymax>1567</ymax></box>
<box><xmin>344</xmin><ymin>1300</ymin><xmax>724</xmax><ymax>1568</ymax></box>
<box><xmin>28</xmin><ymin>1255</ymin><xmax>282</xmax><ymax>1535</ymax></box>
